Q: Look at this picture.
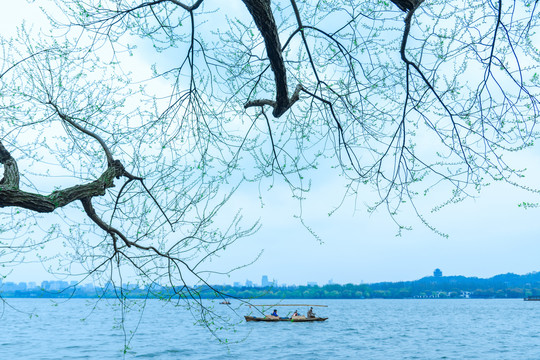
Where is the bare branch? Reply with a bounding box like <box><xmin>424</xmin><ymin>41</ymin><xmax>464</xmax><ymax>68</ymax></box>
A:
<box><xmin>48</xmin><ymin>102</ymin><xmax>115</xmax><ymax>166</ymax></box>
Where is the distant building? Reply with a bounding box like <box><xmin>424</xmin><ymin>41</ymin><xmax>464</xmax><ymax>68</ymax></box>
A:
<box><xmin>2</xmin><ymin>282</ymin><xmax>18</xmax><ymax>291</ymax></box>
<box><xmin>233</xmin><ymin>282</ymin><xmax>241</xmax><ymax>288</ymax></box>
<box><xmin>307</xmin><ymin>281</ymin><xmax>318</xmax><ymax>287</ymax></box>
<box><xmin>48</xmin><ymin>281</ymin><xmax>69</xmax><ymax>291</ymax></box>
<box><xmin>328</xmin><ymin>279</ymin><xmax>334</xmax><ymax>285</ymax></box>
<box><xmin>433</xmin><ymin>268</ymin><xmax>443</xmax><ymax>277</ymax></box>
<box><xmin>245</xmin><ymin>280</ymin><xmax>253</xmax><ymax>287</ymax></box>
<box><xmin>41</xmin><ymin>281</ymin><xmax>50</xmax><ymax>290</ymax></box>
<box><xmin>261</xmin><ymin>275</ymin><xmax>270</xmax><ymax>287</ymax></box>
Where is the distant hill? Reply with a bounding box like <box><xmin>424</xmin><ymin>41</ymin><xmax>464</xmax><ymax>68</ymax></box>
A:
<box><xmin>365</xmin><ymin>272</ymin><xmax>540</xmax><ymax>298</ymax></box>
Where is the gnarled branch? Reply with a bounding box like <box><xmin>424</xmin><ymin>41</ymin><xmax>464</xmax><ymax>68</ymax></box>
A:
<box><xmin>0</xmin><ymin>149</ymin><xmax>125</xmax><ymax>213</ymax></box>
<box><xmin>242</xmin><ymin>0</ymin><xmax>302</xmax><ymax>117</ymax></box>
<box><xmin>0</xmin><ymin>140</ymin><xmax>19</xmax><ymax>189</ymax></box>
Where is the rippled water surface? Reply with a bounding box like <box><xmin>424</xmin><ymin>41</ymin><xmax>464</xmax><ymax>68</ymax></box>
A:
<box><xmin>1</xmin><ymin>298</ymin><xmax>540</xmax><ymax>359</ymax></box>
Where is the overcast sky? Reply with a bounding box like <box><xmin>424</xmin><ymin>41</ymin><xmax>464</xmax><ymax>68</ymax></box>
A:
<box><xmin>212</xmin><ymin>144</ymin><xmax>540</xmax><ymax>286</ymax></box>
<box><xmin>2</xmin><ymin>1</ymin><xmax>540</xmax><ymax>287</ymax></box>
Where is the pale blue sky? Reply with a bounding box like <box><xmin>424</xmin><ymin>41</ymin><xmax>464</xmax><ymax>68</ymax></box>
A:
<box><xmin>212</xmin><ymin>146</ymin><xmax>540</xmax><ymax>285</ymax></box>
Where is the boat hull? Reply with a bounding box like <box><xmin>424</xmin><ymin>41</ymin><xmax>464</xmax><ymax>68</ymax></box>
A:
<box><xmin>244</xmin><ymin>316</ymin><xmax>328</xmax><ymax>322</ymax></box>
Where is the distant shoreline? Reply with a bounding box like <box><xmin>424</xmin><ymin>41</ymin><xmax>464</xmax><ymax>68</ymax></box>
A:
<box><xmin>2</xmin><ymin>272</ymin><xmax>539</xmax><ymax>299</ymax></box>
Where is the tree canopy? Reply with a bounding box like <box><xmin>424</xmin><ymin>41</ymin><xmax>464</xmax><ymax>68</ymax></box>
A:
<box><xmin>1</xmin><ymin>0</ymin><xmax>539</xmax><ymax>331</ymax></box>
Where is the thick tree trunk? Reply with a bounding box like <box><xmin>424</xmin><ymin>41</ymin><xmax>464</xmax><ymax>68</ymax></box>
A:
<box><xmin>390</xmin><ymin>0</ymin><xmax>416</xmax><ymax>12</ymax></box>
<box><xmin>242</xmin><ymin>0</ymin><xmax>292</xmax><ymax>117</ymax></box>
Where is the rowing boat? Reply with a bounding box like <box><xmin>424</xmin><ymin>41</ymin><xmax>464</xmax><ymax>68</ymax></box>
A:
<box><xmin>244</xmin><ymin>316</ymin><xmax>328</xmax><ymax>322</ymax></box>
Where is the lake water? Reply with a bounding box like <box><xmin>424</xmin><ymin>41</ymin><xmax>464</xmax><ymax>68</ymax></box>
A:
<box><xmin>1</xmin><ymin>298</ymin><xmax>540</xmax><ymax>359</ymax></box>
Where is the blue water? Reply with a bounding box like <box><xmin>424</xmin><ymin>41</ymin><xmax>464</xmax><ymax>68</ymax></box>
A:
<box><xmin>1</xmin><ymin>298</ymin><xmax>540</xmax><ymax>359</ymax></box>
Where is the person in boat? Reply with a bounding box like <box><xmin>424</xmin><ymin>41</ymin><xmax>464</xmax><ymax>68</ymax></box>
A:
<box><xmin>271</xmin><ymin>309</ymin><xmax>278</xmax><ymax>317</ymax></box>
<box><xmin>292</xmin><ymin>310</ymin><xmax>299</xmax><ymax>317</ymax></box>
<box><xmin>307</xmin><ymin>307</ymin><xmax>315</xmax><ymax>318</ymax></box>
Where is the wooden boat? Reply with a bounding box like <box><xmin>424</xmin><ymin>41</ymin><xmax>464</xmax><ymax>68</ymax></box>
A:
<box><xmin>245</xmin><ymin>316</ymin><xmax>328</xmax><ymax>322</ymax></box>
<box><xmin>524</xmin><ymin>296</ymin><xmax>540</xmax><ymax>301</ymax></box>
<box><xmin>220</xmin><ymin>300</ymin><xmax>231</xmax><ymax>305</ymax></box>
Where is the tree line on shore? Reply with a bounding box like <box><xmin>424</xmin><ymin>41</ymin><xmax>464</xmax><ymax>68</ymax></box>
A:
<box><xmin>217</xmin><ymin>272</ymin><xmax>540</xmax><ymax>299</ymax></box>
<box><xmin>2</xmin><ymin>272</ymin><xmax>540</xmax><ymax>299</ymax></box>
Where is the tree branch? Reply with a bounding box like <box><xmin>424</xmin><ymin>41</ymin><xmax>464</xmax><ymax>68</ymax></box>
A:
<box><xmin>81</xmin><ymin>196</ymin><xmax>130</xmax><ymax>249</ymax></box>
<box><xmin>242</xmin><ymin>0</ymin><xmax>302</xmax><ymax>117</ymax></box>
<box><xmin>0</xmin><ymin>148</ymin><xmax>125</xmax><ymax>213</ymax></box>
<box><xmin>390</xmin><ymin>0</ymin><xmax>417</xmax><ymax>12</ymax></box>
<box><xmin>170</xmin><ymin>0</ymin><xmax>203</xmax><ymax>12</ymax></box>
<box><xmin>48</xmin><ymin>102</ymin><xmax>115</xmax><ymax>166</ymax></box>
<box><xmin>0</xmin><ymin>140</ymin><xmax>19</xmax><ymax>189</ymax></box>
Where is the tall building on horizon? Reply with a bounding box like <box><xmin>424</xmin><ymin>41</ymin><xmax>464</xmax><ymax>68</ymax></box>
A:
<box><xmin>261</xmin><ymin>275</ymin><xmax>269</xmax><ymax>287</ymax></box>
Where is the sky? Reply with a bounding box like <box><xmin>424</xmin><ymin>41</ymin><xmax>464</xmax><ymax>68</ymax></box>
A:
<box><xmin>213</xmin><ymin>146</ymin><xmax>540</xmax><ymax>286</ymax></box>
<box><xmin>2</xmin><ymin>1</ymin><xmax>540</xmax><ymax>287</ymax></box>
